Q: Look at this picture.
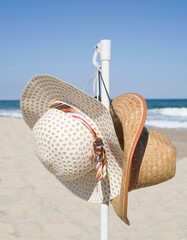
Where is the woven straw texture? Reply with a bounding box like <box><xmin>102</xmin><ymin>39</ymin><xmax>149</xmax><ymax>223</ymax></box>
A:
<box><xmin>110</xmin><ymin>93</ymin><xmax>176</xmax><ymax>224</ymax></box>
<box><xmin>134</xmin><ymin>128</ymin><xmax>176</xmax><ymax>189</ymax></box>
<box><xmin>21</xmin><ymin>75</ymin><xmax>124</xmax><ymax>203</ymax></box>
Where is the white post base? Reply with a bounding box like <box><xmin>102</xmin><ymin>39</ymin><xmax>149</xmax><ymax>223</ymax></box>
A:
<box><xmin>100</xmin><ymin>202</ymin><xmax>109</xmax><ymax>240</ymax></box>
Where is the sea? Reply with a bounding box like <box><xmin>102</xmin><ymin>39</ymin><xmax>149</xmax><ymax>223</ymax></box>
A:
<box><xmin>0</xmin><ymin>99</ymin><xmax>187</xmax><ymax>129</ymax></box>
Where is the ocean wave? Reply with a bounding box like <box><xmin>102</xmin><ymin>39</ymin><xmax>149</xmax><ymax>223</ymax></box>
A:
<box><xmin>146</xmin><ymin>107</ymin><xmax>187</xmax><ymax>129</ymax></box>
<box><xmin>148</xmin><ymin>107</ymin><xmax>187</xmax><ymax>117</ymax></box>
<box><xmin>145</xmin><ymin>120</ymin><xmax>187</xmax><ymax>129</ymax></box>
<box><xmin>0</xmin><ymin>109</ymin><xmax>22</xmax><ymax>118</ymax></box>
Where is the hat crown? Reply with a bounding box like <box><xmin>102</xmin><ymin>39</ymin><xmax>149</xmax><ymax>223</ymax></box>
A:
<box><xmin>32</xmin><ymin>108</ymin><xmax>95</xmax><ymax>181</ymax></box>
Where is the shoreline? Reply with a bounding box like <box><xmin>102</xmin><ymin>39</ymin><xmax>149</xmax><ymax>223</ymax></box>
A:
<box><xmin>1</xmin><ymin>117</ymin><xmax>186</xmax><ymax>160</ymax></box>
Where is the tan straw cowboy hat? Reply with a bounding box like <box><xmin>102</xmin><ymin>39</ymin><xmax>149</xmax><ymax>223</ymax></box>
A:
<box><xmin>21</xmin><ymin>75</ymin><xmax>176</xmax><ymax>225</ymax></box>
<box><xmin>109</xmin><ymin>93</ymin><xmax>176</xmax><ymax>225</ymax></box>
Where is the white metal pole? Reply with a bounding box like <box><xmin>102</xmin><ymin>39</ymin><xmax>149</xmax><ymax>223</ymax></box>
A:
<box><xmin>100</xmin><ymin>40</ymin><xmax>111</xmax><ymax>110</ymax></box>
<box><xmin>100</xmin><ymin>39</ymin><xmax>111</xmax><ymax>240</ymax></box>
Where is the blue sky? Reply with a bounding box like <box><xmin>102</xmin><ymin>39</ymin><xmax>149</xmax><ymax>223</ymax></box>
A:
<box><xmin>0</xmin><ymin>0</ymin><xmax>187</xmax><ymax>99</ymax></box>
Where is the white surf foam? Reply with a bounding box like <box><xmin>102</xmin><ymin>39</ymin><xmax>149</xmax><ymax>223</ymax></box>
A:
<box><xmin>148</xmin><ymin>107</ymin><xmax>187</xmax><ymax>117</ymax></box>
<box><xmin>145</xmin><ymin>120</ymin><xmax>187</xmax><ymax>129</ymax></box>
<box><xmin>146</xmin><ymin>107</ymin><xmax>187</xmax><ymax>129</ymax></box>
<box><xmin>0</xmin><ymin>109</ymin><xmax>22</xmax><ymax>118</ymax></box>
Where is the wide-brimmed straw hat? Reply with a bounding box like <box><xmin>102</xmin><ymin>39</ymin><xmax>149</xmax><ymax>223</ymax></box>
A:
<box><xmin>109</xmin><ymin>94</ymin><xmax>176</xmax><ymax>225</ymax></box>
<box><xmin>21</xmin><ymin>75</ymin><xmax>124</xmax><ymax>203</ymax></box>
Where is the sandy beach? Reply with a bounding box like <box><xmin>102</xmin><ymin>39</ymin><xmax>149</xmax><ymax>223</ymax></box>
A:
<box><xmin>0</xmin><ymin>117</ymin><xmax>186</xmax><ymax>240</ymax></box>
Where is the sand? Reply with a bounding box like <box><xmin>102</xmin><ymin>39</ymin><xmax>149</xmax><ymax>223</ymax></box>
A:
<box><xmin>0</xmin><ymin>117</ymin><xmax>186</xmax><ymax>240</ymax></box>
